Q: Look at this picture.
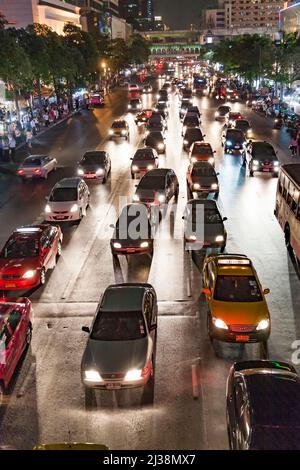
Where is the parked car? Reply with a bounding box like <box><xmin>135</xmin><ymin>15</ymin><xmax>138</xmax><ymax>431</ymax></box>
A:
<box><xmin>17</xmin><ymin>155</ymin><xmax>57</xmax><ymax>181</ymax></box>
<box><xmin>45</xmin><ymin>178</ymin><xmax>90</xmax><ymax>223</ymax></box>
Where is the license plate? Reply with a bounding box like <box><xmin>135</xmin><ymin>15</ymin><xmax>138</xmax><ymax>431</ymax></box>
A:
<box><xmin>126</xmin><ymin>248</ymin><xmax>136</xmax><ymax>253</ymax></box>
<box><xmin>86</xmin><ymin>174</ymin><xmax>95</xmax><ymax>178</ymax></box>
<box><xmin>236</xmin><ymin>335</ymin><xmax>250</xmax><ymax>342</ymax></box>
<box><xmin>235</xmin><ymin>145</ymin><xmax>240</xmax><ymax>149</ymax></box>
<box><xmin>106</xmin><ymin>383</ymin><xmax>121</xmax><ymax>390</ymax></box>
<box><xmin>5</xmin><ymin>282</ymin><xmax>16</xmax><ymax>288</ymax></box>
<box><xmin>263</xmin><ymin>168</ymin><xmax>271</xmax><ymax>172</ymax></box>
<box><xmin>55</xmin><ymin>215</ymin><xmax>66</xmax><ymax>220</ymax></box>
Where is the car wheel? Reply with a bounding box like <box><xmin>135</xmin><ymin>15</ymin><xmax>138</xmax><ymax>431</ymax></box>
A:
<box><xmin>85</xmin><ymin>387</ymin><xmax>96</xmax><ymax>411</ymax></box>
<box><xmin>131</xmin><ymin>173</ymin><xmax>135</xmax><ymax>179</ymax></box>
<box><xmin>56</xmin><ymin>241</ymin><xmax>62</xmax><ymax>259</ymax></box>
<box><xmin>249</xmin><ymin>170</ymin><xmax>254</xmax><ymax>177</ymax></box>
<box><xmin>25</xmin><ymin>324</ymin><xmax>32</xmax><ymax>347</ymax></box>
<box><xmin>40</xmin><ymin>268</ymin><xmax>46</xmax><ymax>286</ymax></box>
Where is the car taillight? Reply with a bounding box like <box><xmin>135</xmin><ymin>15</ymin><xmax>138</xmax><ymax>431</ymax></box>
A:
<box><xmin>17</xmin><ymin>169</ymin><xmax>24</xmax><ymax>175</ymax></box>
<box><xmin>141</xmin><ymin>360</ymin><xmax>152</xmax><ymax>377</ymax></box>
<box><xmin>34</xmin><ymin>169</ymin><xmax>41</xmax><ymax>174</ymax></box>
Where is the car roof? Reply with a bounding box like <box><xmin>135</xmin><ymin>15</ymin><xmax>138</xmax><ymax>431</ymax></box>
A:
<box><xmin>24</xmin><ymin>154</ymin><xmax>47</xmax><ymax>160</ymax></box>
<box><xmin>101</xmin><ymin>284</ymin><xmax>149</xmax><ymax>311</ymax></box>
<box><xmin>54</xmin><ymin>177</ymin><xmax>82</xmax><ymax>188</ymax></box>
<box><xmin>0</xmin><ymin>301</ymin><xmax>26</xmax><ymax>320</ymax></box>
<box><xmin>142</xmin><ymin>168</ymin><xmax>170</xmax><ymax>177</ymax></box>
<box><xmin>12</xmin><ymin>224</ymin><xmax>50</xmax><ymax>236</ymax></box>
<box><xmin>83</xmin><ymin>150</ymin><xmax>106</xmax><ymax>156</ymax></box>
<box><xmin>207</xmin><ymin>253</ymin><xmax>254</xmax><ymax>275</ymax></box>
<box><xmin>193</xmin><ymin>141</ymin><xmax>211</xmax><ymax>147</ymax></box>
<box><xmin>187</xmin><ymin>199</ymin><xmax>218</xmax><ymax>209</ymax></box>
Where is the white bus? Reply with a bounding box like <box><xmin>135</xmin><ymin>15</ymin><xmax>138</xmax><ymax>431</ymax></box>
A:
<box><xmin>275</xmin><ymin>164</ymin><xmax>300</xmax><ymax>260</ymax></box>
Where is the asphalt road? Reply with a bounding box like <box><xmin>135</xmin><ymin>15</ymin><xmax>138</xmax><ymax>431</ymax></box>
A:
<box><xmin>0</xmin><ymin>80</ymin><xmax>300</xmax><ymax>450</ymax></box>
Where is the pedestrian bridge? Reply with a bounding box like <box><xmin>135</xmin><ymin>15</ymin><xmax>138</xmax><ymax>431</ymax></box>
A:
<box><xmin>150</xmin><ymin>43</ymin><xmax>201</xmax><ymax>59</ymax></box>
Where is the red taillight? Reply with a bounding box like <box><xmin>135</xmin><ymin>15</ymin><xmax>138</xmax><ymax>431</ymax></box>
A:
<box><xmin>142</xmin><ymin>360</ymin><xmax>152</xmax><ymax>377</ymax></box>
<box><xmin>34</xmin><ymin>169</ymin><xmax>41</xmax><ymax>174</ymax></box>
<box><xmin>17</xmin><ymin>169</ymin><xmax>24</xmax><ymax>175</ymax></box>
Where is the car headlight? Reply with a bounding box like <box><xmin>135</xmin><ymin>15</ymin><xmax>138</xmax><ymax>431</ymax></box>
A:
<box><xmin>121</xmin><ymin>130</ymin><xmax>126</xmax><ymax>136</ymax></box>
<box><xmin>253</xmin><ymin>160</ymin><xmax>259</xmax><ymax>165</ymax></box>
<box><xmin>191</xmin><ymin>157</ymin><xmax>197</xmax><ymax>163</ymax></box>
<box><xmin>113</xmin><ymin>242</ymin><xmax>122</xmax><ymax>249</ymax></box>
<box><xmin>124</xmin><ymin>369</ymin><xmax>142</xmax><ymax>381</ymax></box>
<box><xmin>84</xmin><ymin>370</ymin><xmax>103</xmax><ymax>383</ymax></box>
<box><xmin>226</xmin><ymin>140</ymin><xmax>232</xmax><ymax>146</ymax></box>
<box><xmin>23</xmin><ymin>269</ymin><xmax>36</xmax><ymax>279</ymax></box>
<box><xmin>215</xmin><ymin>235</ymin><xmax>224</xmax><ymax>242</ymax></box>
<box><xmin>147</xmin><ymin>165</ymin><xmax>153</xmax><ymax>170</ymax></box>
<box><xmin>70</xmin><ymin>204</ymin><xmax>78</xmax><ymax>213</ymax></box>
<box><xmin>109</xmin><ymin>129</ymin><xmax>114</xmax><ymax>135</ymax></box>
<box><xmin>158</xmin><ymin>143</ymin><xmax>164</xmax><ymax>150</ymax></box>
<box><xmin>209</xmin><ymin>157</ymin><xmax>215</xmax><ymax>164</ymax></box>
<box><xmin>183</xmin><ymin>140</ymin><xmax>189</xmax><ymax>145</ymax></box>
<box><xmin>140</xmin><ymin>241</ymin><xmax>149</xmax><ymax>248</ymax></box>
<box><xmin>156</xmin><ymin>94</ymin><xmax>160</xmax><ymax>99</ymax></box>
<box><xmin>211</xmin><ymin>183</ymin><xmax>218</xmax><ymax>190</ymax></box>
<box><xmin>274</xmin><ymin>161</ymin><xmax>279</xmax><ymax>166</ymax></box>
<box><xmin>215</xmin><ymin>112</ymin><xmax>219</xmax><ymax>117</ymax></box>
<box><xmin>77</xmin><ymin>168</ymin><xmax>84</xmax><ymax>176</ymax></box>
<box><xmin>45</xmin><ymin>204</ymin><xmax>51</xmax><ymax>213</ymax></box>
<box><xmin>193</xmin><ymin>183</ymin><xmax>201</xmax><ymax>190</ymax></box>
<box><xmin>274</xmin><ymin>166</ymin><xmax>279</xmax><ymax>172</ymax></box>
<box><xmin>133</xmin><ymin>194</ymin><xmax>140</xmax><ymax>202</ymax></box>
<box><xmin>256</xmin><ymin>319</ymin><xmax>270</xmax><ymax>331</ymax></box>
<box><xmin>212</xmin><ymin>317</ymin><xmax>228</xmax><ymax>330</ymax></box>
<box><xmin>128</xmin><ymin>105</ymin><xmax>132</xmax><ymax>109</ymax></box>
<box><xmin>145</xmin><ymin>130</ymin><xmax>150</xmax><ymax>136</ymax></box>
<box><xmin>137</xmin><ymin>104</ymin><xmax>142</xmax><ymax>109</ymax></box>
<box><xmin>132</xmin><ymin>165</ymin><xmax>138</xmax><ymax>171</ymax></box>
<box><xmin>189</xmin><ymin>235</ymin><xmax>197</xmax><ymax>241</ymax></box>
<box><xmin>158</xmin><ymin>194</ymin><xmax>166</xmax><ymax>203</ymax></box>
<box><xmin>96</xmin><ymin>168</ymin><xmax>104</xmax><ymax>175</ymax></box>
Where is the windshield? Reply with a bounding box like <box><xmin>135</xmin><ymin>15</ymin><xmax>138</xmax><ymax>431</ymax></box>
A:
<box><xmin>112</xmin><ymin>122</ymin><xmax>125</xmax><ymax>128</ymax></box>
<box><xmin>146</xmin><ymin>133</ymin><xmax>163</xmax><ymax>143</ymax></box>
<box><xmin>139</xmin><ymin>175</ymin><xmax>165</xmax><ymax>189</ymax></box>
<box><xmin>192</xmin><ymin>145</ymin><xmax>212</xmax><ymax>155</ymax></box>
<box><xmin>236</xmin><ymin>120</ymin><xmax>249</xmax><ymax>129</ymax></box>
<box><xmin>219</xmin><ymin>106</ymin><xmax>230</xmax><ymax>114</ymax></box>
<box><xmin>23</xmin><ymin>157</ymin><xmax>42</xmax><ymax>167</ymax></box>
<box><xmin>50</xmin><ymin>187</ymin><xmax>77</xmax><ymax>202</ymax></box>
<box><xmin>226</xmin><ymin>130</ymin><xmax>244</xmax><ymax>141</ymax></box>
<box><xmin>252</xmin><ymin>144</ymin><xmax>276</xmax><ymax>159</ymax></box>
<box><xmin>131</xmin><ymin>100</ymin><xmax>140</xmax><ymax>105</ymax></box>
<box><xmin>192</xmin><ymin>166</ymin><xmax>215</xmax><ymax>176</ymax></box>
<box><xmin>134</xmin><ymin>151</ymin><xmax>154</xmax><ymax>161</ymax></box>
<box><xmin>214</xmin><ymin>275</ymin><xmax>263</xmax><ymax>302</ymax></box>
<box><xmin>91</xmin><ymin>311</ymin><xmax>146</xmax><ymax>341</ymax></box>
<box><xmin>186</xmin><ymin>130</ymin><xmax>203</xmax><ymax>139</ymax></box>
<box><xmin>1</xmin><ymin>237</ymin><xmax>39</xmax><ymax>259</ymax></box>
<box><xmin>82</xmin><ymin>154</ymin><xmax>105</xmax><ymax>164</ymax></box>
<box><xmin>184</xmin><ymin>118</ymin><xmax>199</xmax><ymax>126</ymax></box>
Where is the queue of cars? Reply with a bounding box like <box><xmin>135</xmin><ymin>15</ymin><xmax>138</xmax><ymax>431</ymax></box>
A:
<box><xmin>2</xmin><ymin>71</ymin><xmax>296</xmax><ymax>450</ymax></box>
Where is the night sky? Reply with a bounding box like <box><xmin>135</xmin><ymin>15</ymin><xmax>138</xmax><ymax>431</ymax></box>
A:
<box><xmin>153</xmin><ymin>0</ymin><xmax>216</xmax><ymax>30</ymax></box>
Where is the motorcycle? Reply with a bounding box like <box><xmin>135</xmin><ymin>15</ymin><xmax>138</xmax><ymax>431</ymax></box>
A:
<box><xmin>273</xmin><ymin>117</ymin><xmax>283</xmax><ymax>129</ymax></box>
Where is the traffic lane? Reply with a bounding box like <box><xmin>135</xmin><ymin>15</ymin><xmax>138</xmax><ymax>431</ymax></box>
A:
<box><xmin>0</xmin><ymin>312</ymin><xmax>207</xmax><ymax>450</ymax></box>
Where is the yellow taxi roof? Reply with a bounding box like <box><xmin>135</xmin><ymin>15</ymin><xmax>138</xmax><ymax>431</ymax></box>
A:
<box><xmin>216</xmin><ymin>265</ymin><xmax>254</xmax><ymax>277</ymax></box>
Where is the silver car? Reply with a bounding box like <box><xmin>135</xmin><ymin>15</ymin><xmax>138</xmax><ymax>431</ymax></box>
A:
<box><xmin>81</xmin><ymin>283</ymin><xmax>157</xmax><ymax>395</ymax></box>
<box><xmin>17</xmin><ymin>155</ymin><xmax>57</xmax><ymax>181</ymax></box>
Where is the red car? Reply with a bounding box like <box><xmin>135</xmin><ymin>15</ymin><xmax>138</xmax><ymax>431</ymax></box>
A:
<box><xmin>0</xmin><ymin>225</ymin><xmax>63</xmax><ymax>291</ymax></box>
<box><xmin>0</xmin><ymin>297</ymin><xmax>33</xmax><ymax>404</ymax></box>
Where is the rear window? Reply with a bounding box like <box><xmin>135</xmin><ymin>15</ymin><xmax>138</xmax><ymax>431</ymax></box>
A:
<box><xmin>23</xmin><ymin>157</ymin><xmax>42</xmax><ymax>167</ymax></box>
<box><xmin>139</xmin><ymin>175</ymin><xmax>165</xmax><ymax>189</ymax></box>
<box><xmin>91</xmin><ymin>311</ymin><xmax>146</xmax><ymax>341</ymax></box>
<box><xmin>134</xmin><ymin>150</ymin><xmax>154</xmax><ymax>160</ymax></box>
<box><xmin>192</xmin><ymin>145</ymin><xmax>212</xmax><ymax>155</ymax></box>
<box><xmin>192</xmin><ymin>165</ymin><xmax>215</xmax><ymax>176</ymax></box>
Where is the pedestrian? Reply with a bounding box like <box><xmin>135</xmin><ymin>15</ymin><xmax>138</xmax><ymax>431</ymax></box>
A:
<box><xmin>1</xmin><ymin>136</ymin><xmax>10</xmax><ymax>162</ymax></box>
<box><xmin>290</xmin><ymin>135</ymin><xmax>297</xmax><ymax>157</ymax></box>
<box><xmin>43</xmin><ymin>111</ymin><xmax>49</xmax><ymax>127</ymax></box>
<box><xmin>30</xmin><ymin>117</ymin><xmax>37</xmax><ymax>135</ymax></box>
<box><xmin>26</xmin><ymin>129</ymin><xmax>33</xmax><ymax>148</ymax></box>
<box><xmin>8</xmin><ymin>133</ymin><xmax>16</xmax><ymax>161</ymax></box>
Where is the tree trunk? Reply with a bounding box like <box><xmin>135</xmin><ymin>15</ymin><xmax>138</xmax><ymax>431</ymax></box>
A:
<box><xmin>37</xmin><ymin>78</ymin><xmax>42</xmax><ymax>109</ymax></box>
<box><xmin>14</xmin><ymin>90</ymin><xmax>20</xmax><ymax>121</ymax></box>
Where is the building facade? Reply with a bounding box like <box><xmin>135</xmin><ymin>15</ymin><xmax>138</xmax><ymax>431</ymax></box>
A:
<box><xmin>230</xmin><ymin>0</ymin><xmax>285</xmax><ymax>29</ymax></box>
<box><xmin>119</xmin><ymin>0</ymin><xmax>139</xmax><ymax>20</ymax></box>
<box><xmin>140</xmin><ymin>0</ymin><xmax>153</xmax><ymax>19</ymax></box>
<box><xmin>280</xmin><ymin>2</ymin><xmax>300</xmax><ymax>33</ymax></box>
<box><xmin>0</xmin><ymin>0</ymin><xmax>81</xmax><ymax>34</ymax></box>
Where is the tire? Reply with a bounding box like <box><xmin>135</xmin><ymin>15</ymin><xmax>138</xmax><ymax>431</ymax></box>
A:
<box><xmin>131</xmin><ymin>173</ymin><xmax>135</xmax><ymax>179</ymax></box>
<box><xmin>25</xmin><ymin>324</ymin><xmax>32</xmax><ymax>347</ymax></box>
<box><xmin>85</xmin><ymin>387</ymin><xmax>96</xmax><ymax>411</ymax></box>
<box><xmin>40</xmin><ymin>268</ymin><xmax>46</xmax><ymax>286</ymax></box>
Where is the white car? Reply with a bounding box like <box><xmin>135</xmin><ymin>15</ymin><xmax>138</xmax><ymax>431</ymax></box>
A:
<box><xmin>17</xmin><ymin>155</ymin><xmax>57</xmax><ymax>181</ymax></box>
<box><xmin>44</xmin><ymin>177</ymin><xmax>90</xmax><ymax>224</ymax></box>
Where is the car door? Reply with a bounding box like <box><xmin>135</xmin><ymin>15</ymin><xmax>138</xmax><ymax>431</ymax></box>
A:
<box><xmin>2</xmin><ymin>310</ymin><xmax>23</xmax><ymax>386</ymax></box>
<box><xmin>40</xmin><ymin>228</ymin><xmax>53</xmax><ymax>271</ymax></box>
<box><xmin>0</xmin><ymin>322</ymin><xmax>13</xmax><ymax>387</ymax></box>
<box><xmin>234</xmin><ymin>379</ymin><xmax>248</xmax><ymax>450</ymax></box>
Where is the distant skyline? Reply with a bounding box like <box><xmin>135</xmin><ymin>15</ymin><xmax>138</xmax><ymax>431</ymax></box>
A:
<box><xmin>153</xmin><ymin>0</ymin><xmax>215</xmax><ymax>29</ymax></box>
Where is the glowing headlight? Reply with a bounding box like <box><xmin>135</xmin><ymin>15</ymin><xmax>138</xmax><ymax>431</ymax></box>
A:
<box><xmin>247</xmin><ymin>129</ymin><xmax>252</xmax><ymax>135</ymax></box>
<box><xmin>189</xmin><ymin>235</ymin><xmax>197</xmax><ymax>241</ymax></box>
<box><xmin>191</xmin><ymin>157</ymin><xmax>197</xmax><ymax>163</ymax></box>
<box><xmin>253</xmin><ymin>160</ymin><xmax>259</xmax><ymax>165</ymax></box>
<box><xmin>45</xmin><ymin>204</ymin><xmax>51</xmax><ymax>213</ymax></box>
<box><xmin>158</xmin><ymin>143</ymin><xmax>164</xmax><ymax>150</ymax></box>
<box><xmin>77</xmin><ymin>168</ymin><xmax>84</xmax><ymax>176</ymax></box>
<box><xmin>70</xmin><ymin>204</ymin><xmax>78</xmax><ymax>213</ymax></box>
<box><xmin>140</xmin><ymin>241</ymin><xmax>149</xmax><ymax>248</ymax></box>
<box><xmin>133</xmin><ymin>194</ymin><xmax>140</xmax><ymax>202</ymax></box>
<box><xmin>96</xmin><ymin>168</ymin><xmax>104</xmax><ymax>175</ymax></box>
<box><xmin>215</xmin><ymin>235</ymin><xmax>224</xmax><ymax>242</ymax></box>
<box><xmin>211</xmin><ymin>183</ymin><xmax>218</xmax><ymax>190</ymax></box>
<box><xmin>137</xmin><ymin>104</ymin><xmax>142</xmax><ymax>109</ymax></box>
<box><xmin>145</xmin><ymin>130</ymin><xmax>150</xmax><ymax>136</ymax></box>
<box><xmin>84</xmin><ymin>370</ymin><xmax>103</xmax><ymax>383</ymax></box>
<box><xmin>113</xmin><ymin>242</ymin><xmax>122</xmax><ymax>249</ymax></box>
<box><xmin>147</xmin><ymin>165</ymin><xmax>153</xmax><ymax>170</ymax></box>
<box><xmin>158</xmin><ymin>194</ymin><xmax>166</xmax><ymax>203</ymax></box>
<box><xmin>256</xmin><ymin>319</ymin><xmax>270</xmax><ymax>331</ymax></box>
<box><xmin>274</xmin><ymin>161</ymin><xmax>279</xmax><ymax>166</ymax></box>
<box><xmin>156</xmin><ymin>94</ymin><xmax>160</xmax><ymax>99</ymax></box>
<box><xmin>274</xmin><ymin>166</ymin><xmax>279</xmax><ymax>172</ymax></box>
<box><xmin>128</xmin><ymin>104</ymin><xmax>132</xmax><ymax>109</ymax></box>
<box><xmin>226</xmin><ymin>140</ymin><xmax>232</xmax><ymax>146</ymax></box>
<box><xmin>193</xmin><ymin>183</ymin><xmax>201</xmax><ymax>190</ymax></box>
<box><xmin>23</xmin><ymin>270</ymin><xmax>36</xmax><ymax>279</ymax></box>
<box><xmin>184</xmin><ymin>140</ymin><xmax>189</xmax><ymax>145</ymax></box>
<box><xmin>215</xmin><ymin>112</ymin><xmax>219</xmax><ymax>117</ymax></box>
<box><xmin>121</xmin><ymin>130</ymin><xmax>126</xmax><ymax>136</ymax></box>
<box><xmin>132</xmin><ymin>165</ymin><xmax>138</xmax><ymax>171</ymax></box>
<box><xmin>124</xmin><ymin>369</ymin><xmax>142</xmax><ymax>381</ymax></box>
<box><xmin>212</xmin><ymin>317</ymin><xmax>228</xmax><ymax>330</ymax></box>
<box><xmin>109</xmin><ymin>129</ymin><xmax>114</xmax><ymax>135</ymax></box>
<box><xmin>209</xmin><ymin>157</ymin><xmax>215</xmax><ymax>165</ymax></box>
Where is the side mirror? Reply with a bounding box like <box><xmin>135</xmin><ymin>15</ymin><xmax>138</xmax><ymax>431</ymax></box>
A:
<box><xmin>263</xmin><ymin>288</ymin><xmax>270</xmax><ymax>295</ymax></box>
<box><xmin>202</xmin><ymin>288</ymin><xmax>211</xmax><ymax>296</ymax></box>
<box><xmin>223</xmin><ymin>217</ymin><xmax>228</xmax><ymax>222</ymax></box>
<box><xmin>203</xmin><ymin>134</ymin><xmax>206</xmax><ymax>138</ymax></box>
<box><xmin>109</xmin><ymin>223</ymin><xmax>115</xmax><ymax>229</ymax></box>
<box><xmin>216</xmin><ymin>172</ymin><xmax>220</xmax><ymax>176</ymax></box>
<box><xmin>82</xmin><ymin>326</ymin><xmax>90</xmax><ymax>333</ymax></box>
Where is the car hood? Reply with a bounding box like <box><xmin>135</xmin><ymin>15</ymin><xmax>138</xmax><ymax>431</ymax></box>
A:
<box><xmin>132</xmin><ymin>160</ymin><xmax>153</xmax><ymax>168</ymax></box>
<box><xmin>82</xmin><ymin>336</ymin><xmax>150</xmax><ymax>374</ymax></box>
<box><xmin>0</xmin><ymin>257</ymin><xmax>39</xmax><ymax>273</ymax></box>
<box><xmin>210</xmin><ymin>300</ymin><xmax>270</xmax><ymax>324</ymax></box>
<box><xmin>47</xmin><ymin>201</ymin><xmax>77</xmax><ymax>211</ymax></box>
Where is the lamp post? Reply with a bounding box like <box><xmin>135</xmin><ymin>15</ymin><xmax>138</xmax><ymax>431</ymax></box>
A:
<box><xmin>101</xmin><ymin>61</ymin><xmax>107</xmax><ymax>91</ymax></box>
